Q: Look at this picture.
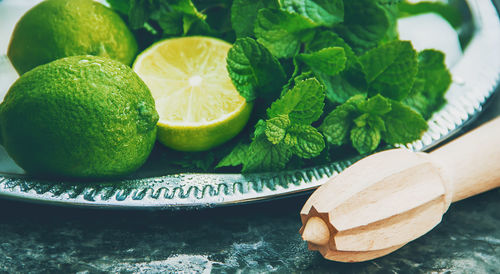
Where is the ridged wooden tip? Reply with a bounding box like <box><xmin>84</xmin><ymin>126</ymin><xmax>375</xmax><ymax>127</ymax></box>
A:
<box><xmin>301</xmin><ymin>217</ymin><xmax>330</xmax><ymax>245</ymax></box>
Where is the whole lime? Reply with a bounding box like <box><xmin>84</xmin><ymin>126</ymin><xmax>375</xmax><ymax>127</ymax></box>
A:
<box><xmin>7</xmin><ymin>0</ymin><xmax>138</xmax><ymax>75</ymax></box>
<box><xmin>0</xmin><ymin>55</ymin><xmax>159</xmax><ymax>179</ymax></box>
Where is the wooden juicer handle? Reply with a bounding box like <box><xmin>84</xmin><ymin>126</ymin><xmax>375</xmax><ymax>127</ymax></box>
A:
<box><xmin>300</xmin><ymin>116</ymin><xmax>500</xmax><ymax>262</ymax></box>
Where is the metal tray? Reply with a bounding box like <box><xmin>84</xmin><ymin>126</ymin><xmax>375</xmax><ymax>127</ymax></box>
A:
<box><xmin>0</xmin><ymin>0</ymin><xmax>499</xmax><ymax>209</ymax></box>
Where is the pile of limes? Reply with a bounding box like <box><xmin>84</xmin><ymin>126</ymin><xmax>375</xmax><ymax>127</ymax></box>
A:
<box><xmin>0</xmin><ymin>0</ymin><xmax>250</xmax><ymax>179</ymax></box>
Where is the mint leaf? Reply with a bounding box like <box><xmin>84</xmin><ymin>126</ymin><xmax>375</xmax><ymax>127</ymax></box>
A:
<box><xmin>380</xmin><ymin>1</ymin><xmax>399</xmax><ymax>43</ymax></box>
<box><xmin>320</xmin><ymin>74</ymin><xmax>366</xmax><ymax>104</ymax></box>
<box><xmin>359</xmin><ymin>94</ymin><xmax>392</xmax><ymax>115</ymax></box>
<box><xmin>123</xmin><ymin>0</ymin><xmax>210</xmax><ymax>36</ymax></box>
<box><xmin>403</xmin><ymin>92</ymin><xmax>428</xmax><ymax>117</ymax></box>
<box><xmin>254</xmin><ymin>8</ymin><xmax>317</xmax><ymax>58</ymax></box>
<box><xmin>242</xmin><ymin>133</ymin><xmax>292</xmax><ymax>172</ymax></box>
<box><xmin>350</xmin><ymin>125</ymin><xmax>381</xmax><ymax>154</ymax></box>
<box><xmin>169</xmin><ymin>0</ymin><xmax>206</xmax><ymax>20</ymax></box>
<box><xmin>231</xmin><ymin>0</ymin><xmax>279</xmax><ymax>38</ymax></box>
<box><xmin>189</xmin><ymin>1</ymin><xmax>234</xmax><ymax>38</ymax></box>
<box><xmin>219</xmin><ymin>116</ymin><xmax>297</xmax><ymax>172</ymax></box>
<box><xmin>267</xmin><ymin>78</ymin><xmax>325</xmax><ymax>124</ymax></box>
<box><xmin>265</xmin><ymin>115</ymin><xmax>291</xmax><ymax>144</ymax></box>
<box><xmin>298</xmin><ymin>47</ymin><xmax>347</xmax><ymax>76</ymax></box>
<box><xmin>290</xmin><ymin>70</ymin><xmax>315</xmax><ymax>86</ymax></box>
<box><xmin>253</xmin><ymin>119</ymin><xmax>267</xmax><ymax>140</ymax></box>
<box><xmin>157</xmin><ymin>12</ymin><xmax>184</xmax><ymax>35</ymax></box>
<box><xmin>183</xmin><ymin>15</ymin><xmax>214</xmax><ymax>36</ymax></box>
<box><xmin>287</xmin><ymin>124</ymin><xmax>325</xmax><ymax>158</ymax></box>
<box><xmin>227</xmin><ymin>38</ymin><xmax>286</xmax><ymax>101</ymax></box>
<box><xmin>335</xmin><ymin>0</ymin><xmax>390</xmax><ymax>53</ymax></box>
<box><xmin>360</xmin><ymin>40</ymin><xmax>418</xmax><ymax>101</ymax></box>
<box><xmin>157</xmin><ymin>9</ymin><xmax>210</xmax><ymax>36</ymax></box>
<box><xmin>319</xmin><ymin>94</ymin><xmax>365</xmax><ymax>146</ymax></box>
<box><xmin>352</xmin><ymin>112</ymin><xmax>386</xmax><ymax>132</ymax></box>
<box><xmin>283</xmin><ymin>131</ymin><xmax>297</xmax><ymax>147</ymax></box>
<box><xmin>279</xmin><ymin>58</ymin><xmax>303</xmax><ymax>96</ymax></box>
<box><xmin>282</xmin><ymin>0</ymin><xmax>344</xmax><ymax>27</ymax></box>
<box><xmin>404</xmin><ymin>50</ymin><xmax>451</xmax><ymax>119</ymax></box>
<box><xmin>378</xmin><ymin>0</ymin><xmax>403</xmax><ymax>4</ymax></box>
<box><xmin>382</xmin><ymin>100</ymin><xmax>428</xmax><ymax>144</ymax></box>
<box><xmin>398</xmin><ymin>1</ymin><xmax>462</xmax><ymax>29</ymax></box>
<box><xmin>353</xmin><ymin>113</ymin><xmax>370</xmax><ymax>128</ymax></box>
<box><xmin>366</xmin><ymin>114</ymin><xmax>386</xmax><ymax>132</ymax></box>
<box><xmin>306</xmin><ymin>31</ymin><xmax>354</xmax><ymax>62</ymax></box>
<box><xmin>216</xmin><ymin>142</ymin><xmax>250</xmax><ymax>168</ymax></box>
<box><xmin>306</xmin><ymin>31</ymin><xmax>367</xmax><ymax>104</ymax></box>
<box><xmin>238</xmin><ymin>119</ymin><xmax>293</xmax><ymax>172</ymax></box>
<box><xmin>129</xmin><ymin>0</ymin><xmax>156</xmax><ymax>29</ymax></box>
<box><xmin>106</xmin><ymin>0</ymin><xmax>130</xmax><ymax>15</ymax></box>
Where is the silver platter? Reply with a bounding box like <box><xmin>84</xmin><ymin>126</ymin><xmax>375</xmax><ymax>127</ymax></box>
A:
<box><xmin>0</xmin><ymin>0</ymin><xmax>499</xmax><ymax>209</ymax></box>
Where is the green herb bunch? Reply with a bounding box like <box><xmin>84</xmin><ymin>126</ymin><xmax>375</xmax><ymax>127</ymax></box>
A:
<box><xmin>107</xmin><ymin>0</ymin><xmax>453</xmax><ymax>173</ymax></box>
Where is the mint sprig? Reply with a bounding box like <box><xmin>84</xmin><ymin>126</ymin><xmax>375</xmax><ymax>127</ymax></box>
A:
<box><xmin>320</xmin><ymin>94</ymin><xmax>428</xmax><ymax>154</ymax></box>
<box><xmin>218</xmin><ymin>79</ymin><xmax>325</xmax><ymax>172</ymax></box>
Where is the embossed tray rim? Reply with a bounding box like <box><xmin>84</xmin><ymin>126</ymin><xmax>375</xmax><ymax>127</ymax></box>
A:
<box><xmin>0</xmin><ymin>0</ymin><xmax>499</xmax><ymax>209</ymax></box>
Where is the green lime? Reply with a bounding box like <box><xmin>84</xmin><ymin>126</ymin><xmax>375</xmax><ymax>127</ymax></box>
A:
<box><xmin>133</xmin><ymin>36</ymin><xmax>252</xmax><ymax>151</ymax></box>
<box><xmin>7</xmin><ymin>0</ymin><xmax>138</xmax><ymax>75</ymax></box>
<box><xmin>0</xmin><ymin>55</ymin><xmax>158</xmax><ymax>179</ymax></box>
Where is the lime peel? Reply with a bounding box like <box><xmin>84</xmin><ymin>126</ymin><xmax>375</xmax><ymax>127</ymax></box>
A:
<box><xmin>0</xmin><ymin>55</ymin><xmax>158</xmax><ymax>179</ymax></box>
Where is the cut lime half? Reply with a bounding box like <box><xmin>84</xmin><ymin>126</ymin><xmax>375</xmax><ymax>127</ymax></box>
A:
<box><xmin>133</xmin><ymin>36</ymin><xmax>252</xmax><ymax>151</ymax></box>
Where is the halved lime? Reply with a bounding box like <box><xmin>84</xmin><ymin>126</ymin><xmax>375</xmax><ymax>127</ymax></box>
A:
<box><xmin>133</xmin><ymin>36</ymin><xmax>252</xmax><ymax>151</ymax></box>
